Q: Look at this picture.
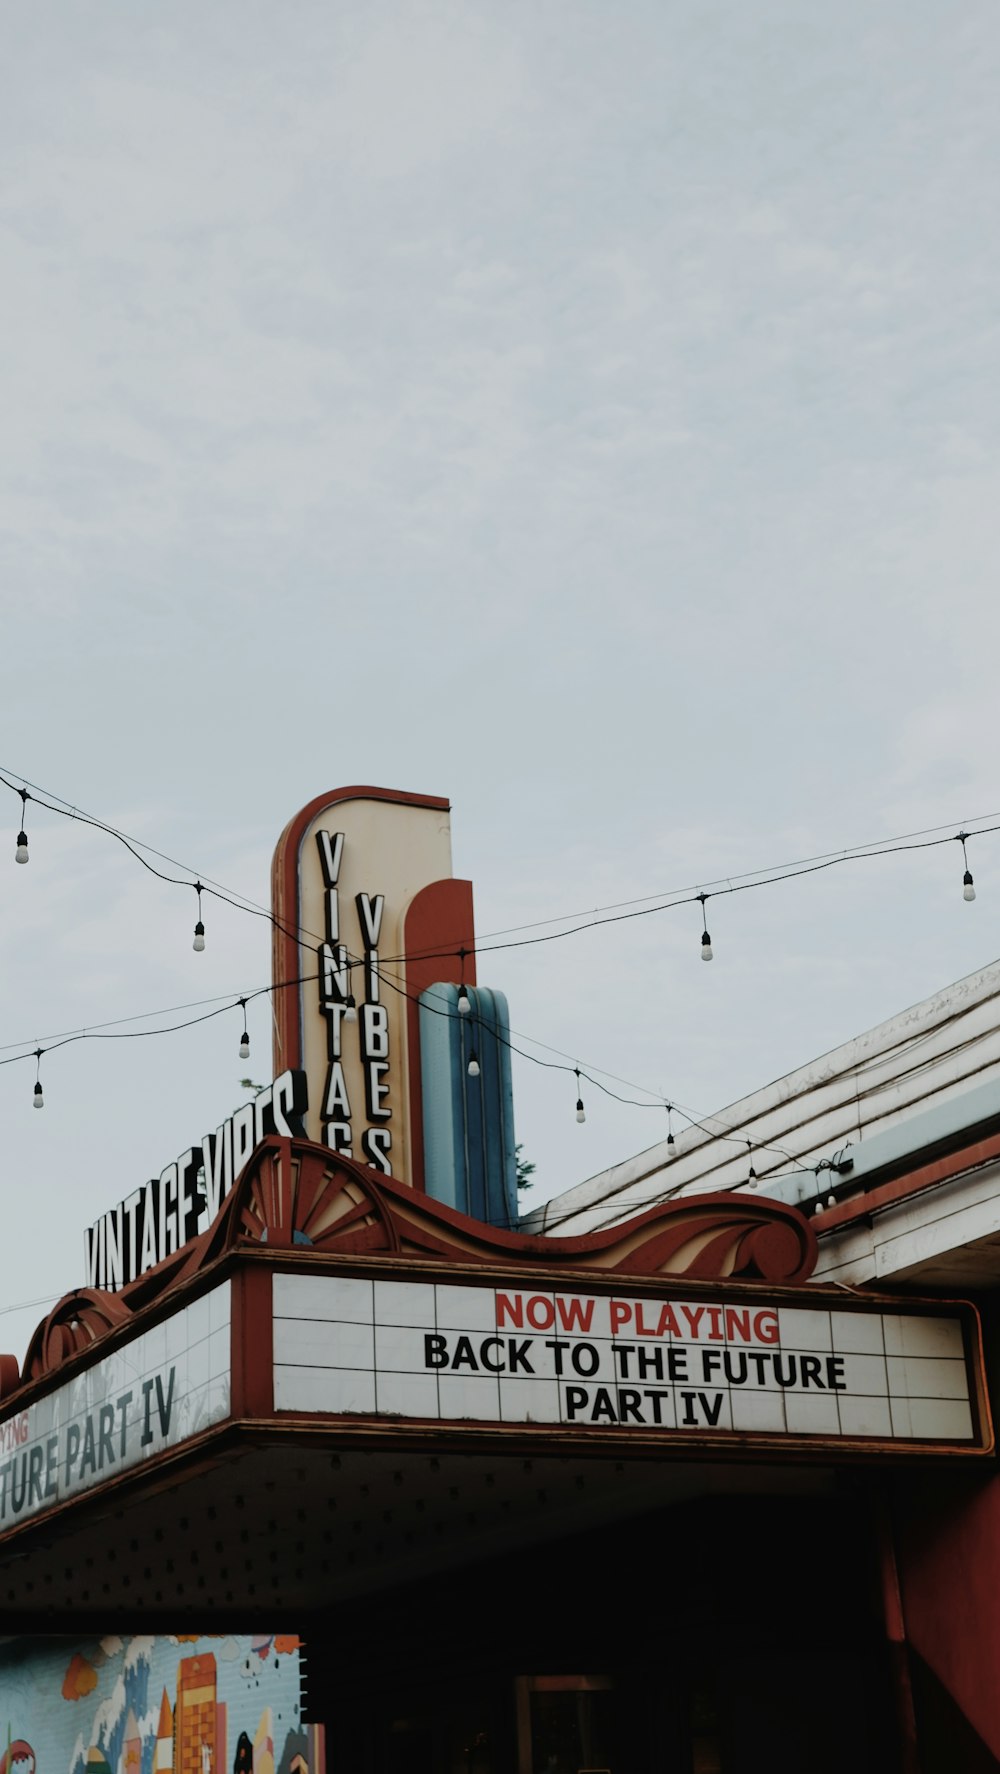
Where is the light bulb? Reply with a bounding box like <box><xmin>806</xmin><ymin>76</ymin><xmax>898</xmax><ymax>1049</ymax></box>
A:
<box><xmin>701</xmin><ymin>931</ymin><xmax>713</xmax><ymax>961</ymax></box>
<box><xmin>467</xmin><ymin>1052</ymin><xmax>480</xmax><ymax>1078</ymax></box>
<box><xmin>239</xmin><ymin>1033</ymin><xmax>250</xmax><ymax>1059</ymax></box>
<box><xmin>344</xmin><ymin>994</ymin><xmax>358</xmax><ymax>1024</ymax></box>
<box><xmin>575</xmin><ymin>1100</ymin><xmax>586</xmax><ymax>1123</ymax></box>
<box><xmin>15</xmin><ymin>832</ymin><xmax>28</xmax><ymax>864</ymax></box>
<box><xmin>193</xmin><ymin>921</ymin><xmax>206</xmax><ymax>952</ymax></box>
<box><xmin>33</xmin><ymin>1082</ymin><xmax>43</xmax><ymax>1109</ymax></box>
<box><xmin>457</xmin><ymin>983</ymin><xmax>471</xmax><ymax>1015</ymax></box>
<box><xmin>963</xmin><ymin>870</ymin><xmax>976</xmax><ymax>902</ymax></box>
<box><xmin>667</xmin><ymin>1132</ymin><xmax>676</xmax><ymax>1150</ymax></box>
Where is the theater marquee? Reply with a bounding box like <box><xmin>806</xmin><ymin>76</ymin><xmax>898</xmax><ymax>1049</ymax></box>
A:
<box><xmin>272</xmin><ymin>1270</ymin><xmax>989</xmax><ymax>1451</ymax></box>
<box><xmin>0</xmin><ymin>1283</ymin><xmax>231</xmax><ymax>1531</ymax></box>
<box><xmin>2</xmin><ymin>1127</ymin><xmax>991</xmax><ymax>1563</ymax></box>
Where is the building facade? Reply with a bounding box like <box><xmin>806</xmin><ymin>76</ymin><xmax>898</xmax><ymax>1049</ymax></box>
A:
<box><xmin>1</xmin><ymin>788</ymin><xmax>998</xmax><ymax>1772</ymax></box>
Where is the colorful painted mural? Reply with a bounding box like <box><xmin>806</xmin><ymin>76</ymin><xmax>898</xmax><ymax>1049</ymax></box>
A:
<box><xmin>0</xmin><ymin>1637</ymin><xmax>310</xmax><ymax>1774</ymax></box>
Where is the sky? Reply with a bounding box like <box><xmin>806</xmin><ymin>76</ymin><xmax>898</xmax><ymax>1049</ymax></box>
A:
<box><xmin>1</xmin><ymin>0</ymin><xmax>999</xmax><ymax>1364</ymax></box>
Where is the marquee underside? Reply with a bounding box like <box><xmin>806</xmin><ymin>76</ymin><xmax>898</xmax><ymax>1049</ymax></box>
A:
<box><xmin>0</xmin><ymin>1428</ymin><xmax>836</xmax><ymax>1623</ymax></box>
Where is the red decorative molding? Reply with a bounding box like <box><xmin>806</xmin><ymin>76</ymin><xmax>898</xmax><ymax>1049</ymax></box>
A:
<box><xmin>6</xmin><ymin>1137</ymin><xmax>816</xmax><ymax>1399</ymax></box>
<box><xmin>20</xmin><ymin>1287</ymin><xmax>131</xmax><ymax>1385</ymax></box>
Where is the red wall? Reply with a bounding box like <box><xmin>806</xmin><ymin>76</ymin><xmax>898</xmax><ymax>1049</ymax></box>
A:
<box><xmin>894</xmin><ymin>1470</ymin><xmax>1000</xmax><ymax>1760</ymax></box>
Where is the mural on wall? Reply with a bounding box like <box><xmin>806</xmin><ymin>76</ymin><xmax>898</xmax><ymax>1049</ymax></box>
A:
<box><xmin>0</xmin><ymin>1636</ymin><xmax>310</xmax><ymax>1774</ymax></box>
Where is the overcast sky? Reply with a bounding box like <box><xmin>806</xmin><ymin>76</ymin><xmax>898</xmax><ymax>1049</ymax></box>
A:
<box><xmin>2</xmin><ymin>2</ymin><xmax>999</xmax><ymax>1364</ymax></box>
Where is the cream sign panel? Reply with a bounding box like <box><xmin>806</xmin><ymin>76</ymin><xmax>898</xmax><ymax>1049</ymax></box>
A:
<box><xmin>296</xmin><ymin>798</ymin><xmax>453</xmax><ymax>1174</ymax></box>
<box><xmin>0</xmin><ymin>1283</ymin><xmax>231</xmax><ymax>1533</ymax></box>
<box><xmin>273</xmin><ymin>1275</ymin><xmax>980</xmax><ymax>1445</ymax></box>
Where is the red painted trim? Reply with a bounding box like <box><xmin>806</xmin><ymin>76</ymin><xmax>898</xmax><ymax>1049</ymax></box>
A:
<box><xmin>248</xmin><ymin>1409</ymin><xmax>989</xmax><ymax>1463</ymax></box>
<box><xmin>231</xmin><ymin>1264</ymin><xmax>273</xmax><ymax>1419</ymax></box>
<box><xmin>820</xmin><ymin>1129</ymin><xmax>1000</xmax><ymax>1233</ymax></box>
<box><xmin>876</xmin><ymin>1493</ymin><xmax>921</xmax><ymax>1774</ymax></box>
<box><xmin>894</xmin><ymin>1469</ymin><xmax>1000</xmax><ymax>1758</ymax></box>
<box><xmin>402</xmin><ymin>877</ymin><xmax>477</xmax><ymax>1192</ymax></box>
<box><xmin>271</xmin><ymin>786</ymin><xmax>451</xmax><ymax>1076</ymax></box>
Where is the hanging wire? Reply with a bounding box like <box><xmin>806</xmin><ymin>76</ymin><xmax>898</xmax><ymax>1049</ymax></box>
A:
<box><xmin>2</xmin><ymin>765</ymin><xmax>998</xmax><ymax>974</ymax></box>
<box><xmin>0</xmin><ymin>760</ymin><xmax>997</xmax><ymax>1175</ymax></box>
<box><xmin>0</xmin><ymin>947</ymin><xmax>812</xmax><ymax>1175</ymax></box>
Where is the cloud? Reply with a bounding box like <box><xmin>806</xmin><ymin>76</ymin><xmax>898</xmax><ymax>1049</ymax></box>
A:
<box><xmin>320</xmin><ymin>12</ymin><xmax>529</xmax><ymax>180</ymax></box>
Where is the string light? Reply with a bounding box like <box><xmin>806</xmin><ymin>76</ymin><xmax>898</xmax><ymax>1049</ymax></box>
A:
<box><xmin>385</xmin><ymin>819</ymin><xmax>1000</xmax><ymax>969</ymax></box>
<box><xmin>457</xmin><ymin>951</ymin><xmax>471</xmax><ymax>1015</ymax></box>
<box><xmin>33</xmin><ymin>1049</ymin><xmax>44</xmax><ymax>1109</ymax></box>
<box><xmin>575</xmin><ymin>1068</ymin><xmax>586</xmax><ymax>1123</ymax></box>
<box><xmin>746</xmin><ymin>1141</ymin><xmax>757</xmax><ymax>1188</ymax></box>
<box><xmin>698</xmin><ymin>893</ymin><xmax>713</xmax><ymax>961</ymax></box>
<box><xmin>0</xmin><ymin>952</ymin><xmax>810</xmax><ymax>1175</ymax></box>
<box><xmin>238</xmin><ymin>1000</ymin><xmax>250</xmax><ymax>1060</ymax></box>
<box><xmin>463</xmin><ymin>980</ymin><xmax>481</xmax><ymax>1077</ymax></box>
<box><xmin>958</xmin><ymin>832</ymin><xmax>977</xmax><ymax>902</ymax></box>
<box><xmin>383</xmin><ymin>964</ymin><xmax>806</xmax><ymax>1172</ymax></box>
<box><xmin>192</xmin><ymin>882</ymin><xmax>206</xmax><ymax>952</ymax></box>
<box><xmin>666</xmin><ymin>1105</ymin><xmax>676</xmax><ymax>1151</ymax></box>
<box><xmin>2</xmin><ymin>766</ymin><xmax>999</xmax><ymax>982</ymax></box>
<box><xmin>2</xmin><ymin>761</ymin><xmax>998</xmax><ymax>1163</ymax></box>
<box><xmin>0</xmin><ymin>864</ymin><xmax>921</xmax><ymax>1187</ymax></box>
<box><xmin>343</xmin><ymin>963</ymin><xmax>358</xmax><ymax>1024</ymax></box>
<box><xmin>15</xmin><ymin>789</ymin><xmax>29</xmax><ymax>864</ymax></box>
